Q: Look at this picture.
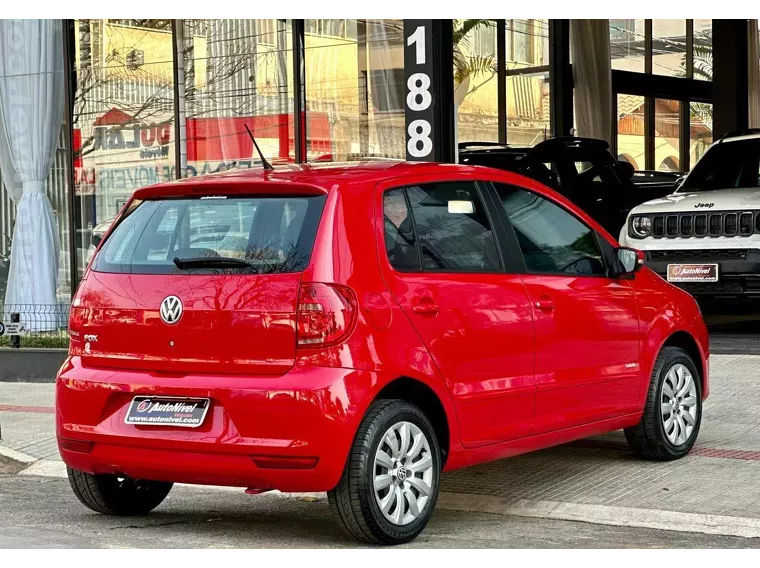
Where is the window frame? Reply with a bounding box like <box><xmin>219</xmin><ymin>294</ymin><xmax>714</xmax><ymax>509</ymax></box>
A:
<box><xmin>483</xmin><ymin>181</ymin><xmax>614</xmax><ymax>279</ymax></box>
<box><xmin>379</xmin><ymin>178</ymin><xmax>517</xmax><ymax>275</ymax></box>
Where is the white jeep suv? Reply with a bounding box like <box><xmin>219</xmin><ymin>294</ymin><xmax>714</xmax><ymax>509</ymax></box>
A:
<box><xmin>620</xmin><ymin>131</ymin><xmax>760</xmax><ymax>297</ymax></box>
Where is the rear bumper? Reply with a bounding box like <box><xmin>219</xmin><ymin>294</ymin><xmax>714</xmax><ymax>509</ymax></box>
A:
<box><xmin>645</xmin><ymin>249</ymin><xmax>760</xmax><ymax>296</ymax></box>
<box><xmin>56</xmin><ymin>357</ymin><xmax>374</xmax><ymax>492</ymax></box>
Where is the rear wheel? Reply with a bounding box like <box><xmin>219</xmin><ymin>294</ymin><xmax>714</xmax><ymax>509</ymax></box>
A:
<box><xmin>67</xmin><ymin>467</ymin><xmax>173</xmax><ymax>515</ymax></box>
<box><xmin>625</xmin><ymin>346</ymin><xmax>702</xmax><ymax>460</ymax></box>
<box><xmin>328</xmin><ymin>400</ymin><xmax>441</xmax><ymax>545</ymax></box>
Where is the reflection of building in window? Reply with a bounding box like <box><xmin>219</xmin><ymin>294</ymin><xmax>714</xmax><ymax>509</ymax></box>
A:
<box><xmin>652</xmin><ymin>19</ymin><xmax>687</xmax><ymax>77</ymax></box>
<box><xmin>303</xmin><ymin>19</ymin><xmax>405</xmax><ymax>160</ymax></box>
<box><xmin>610</xmin><ymin>19</ymin><xmax>713</xmax><ymax>79</ymax></box>
<box><xmin>305</xmin><ymin>19</ymin><xmax>357</xmax><ymax>39</ymax></box>
<box><xmin>509</xmin><ymin>20</ymin><xmax>533</xmax><ymax>64</ymax></box>
<box><xmin>610</xmin><ymin>19</ymin><xmax>637</xmax><ymax>42</ymax></box>
<box><xmin>609</xmin><ymin>19</ymin><xmax>645</xmax><ymax>72</ymax></box>
<box><xmin>454</xmin><ymin>18</ymin><xmax>550</xmax><ymax>145</ymax></box>
<box><xmin>257</xmin><ymin>19</ymin><xmax>276</xmax><ymax>46</ymax></box>
<box><xmin>617</xmin><ymin>95</ymin><xmax>712</xmax><ymax>172</ymax></box>
<box><xmin>660</xmin><ymin>156</ymin><xmax>680</xmax><ymax>172</ymax></box>
<box><xmin>617</xmin><ymin>153</ymin><xmax>640</xmax><ymax>170</ymax></box>
<box><xmin>125</xmin><ymin>49</ymin><xmax>144</xmax><ymax>70</ymax></box>
<box><xmin>471</xmin><ymin>24</ymin><xmax>496</xmax><ymax>58</ymax></box>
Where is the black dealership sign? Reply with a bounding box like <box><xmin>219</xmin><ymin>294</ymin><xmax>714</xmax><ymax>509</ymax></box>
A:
<box><xmin>403</xmin><ymin>20</ymin><xmax>455</xmax><ymax>163</ymax></box>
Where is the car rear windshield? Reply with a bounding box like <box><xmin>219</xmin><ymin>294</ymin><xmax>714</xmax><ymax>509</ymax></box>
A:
<box><xmin>681</xmin><ymin>139</ymin><xmax>760</xmax><ymax>191</ymax></box>
<box><xmin>92</xmin><ymin>195</ymin><xmax>326</xmax><ymax>274</ymax></box>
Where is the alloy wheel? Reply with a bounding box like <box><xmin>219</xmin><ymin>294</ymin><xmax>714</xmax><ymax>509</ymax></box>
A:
<box><xmin>661</xmin><ymin>363</ymin><xmax>698</xmax><ymax>446</ymax></box>
<box><xmin>373</xmin><ymin>421</ymin><xmax>434</xmax><ymax>526</ymax></box>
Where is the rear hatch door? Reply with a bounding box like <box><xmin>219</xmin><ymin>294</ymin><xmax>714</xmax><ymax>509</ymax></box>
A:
<box><xmin>73</xmin><ymin>190</ymin><xmax>326</xmax><ymax>375</ymax></box>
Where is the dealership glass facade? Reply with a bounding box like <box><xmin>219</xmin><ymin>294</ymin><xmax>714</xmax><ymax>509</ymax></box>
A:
<box><xmin>455</xmin><ymin>19</ymin><xmax>550</xmax><ymax>146</ymax></box>
<box><xmin>72</xmin><ymin>19</ymin><xmax>177</xmax><ymax>281</ymax></box>
<box><xmin>2</xmin><ymin>18</ymin><xmax>753</xmax><ymax>324</ymax></box>
<box><xmin>304</xmin><ymin>19</ymin><xmax>406</xmax><ymax>160</ymax></box>
<box><xmin>609</xmin><ymin>19</ymin><xmax>716</xmax><ymax>172</ymax></box>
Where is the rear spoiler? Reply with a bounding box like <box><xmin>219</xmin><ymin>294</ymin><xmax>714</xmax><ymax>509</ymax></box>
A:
<box><xmin>534</xmin><ymin>136</ymin><xmax>610</xmax><ymax>151</ymax></box>
<box><xmin>458</xmin><ymin>141</ymin><xmax>511</xmax><ymax>149</ymax></box>
<box><xmin>132</xmin><ymin>179</ymin><xmax>328</xmax><ymax>201</ymax></box>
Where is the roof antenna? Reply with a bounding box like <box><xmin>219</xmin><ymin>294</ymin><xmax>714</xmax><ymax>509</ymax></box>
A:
<box><xmin>244</xmin><ymin>124</ymin><xmax>274</xmax><ymax>171</ymax></box>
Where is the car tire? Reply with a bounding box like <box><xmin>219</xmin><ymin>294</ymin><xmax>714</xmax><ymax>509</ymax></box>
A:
<box><xmin>625</xmin><ymin>346</ymin><xmax>702</xmax><ymax>461</ymax></box>
<box><xmin>67</xmin><ymin>467</ymin><xmax>173</xmax><ymax>515</ymax></box>
<box><xmin>328</xmin><ymin>399</ymin><xmax>441</xmax><ymax>545</ymax></box>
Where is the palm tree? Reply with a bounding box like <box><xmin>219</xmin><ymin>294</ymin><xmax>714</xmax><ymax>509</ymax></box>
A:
<box><xmin>453</xmin><ymin>19</ymin><xmax>498</xmax><ymax>105</ymax></box>
<box><xmin>680</xmin><ymin>30</ymin><xmax>713</xmax><ymax>124</ymax></box>
<box><xmin>691</xmin><ymin>32</ymin><xmax>713</xmax><ymax>82</ymax></box>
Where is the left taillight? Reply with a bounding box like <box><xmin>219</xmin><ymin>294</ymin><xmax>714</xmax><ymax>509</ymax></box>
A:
<box><xmin>296</xmin><ymin>282</ymin><xmax>357</xmax><ymax>349</ymax></box>
<box><xmin>68</xmin><ymin>284</ymin><xmax>86</xmax><ymax>344</ymax></box>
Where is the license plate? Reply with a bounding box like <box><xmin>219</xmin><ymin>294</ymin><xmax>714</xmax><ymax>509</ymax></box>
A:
<box><xmin>666</xmin><ymin>263</ymin><xmax>719</xmax><ymax>283</ymax></box>
<box><xmin>125</xmin><ymin>397</ymin><xmax>210</xmax><ymax>428</ymax></box>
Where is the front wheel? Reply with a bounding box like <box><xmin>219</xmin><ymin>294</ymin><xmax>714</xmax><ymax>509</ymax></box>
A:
<box><xmin>67</xmin><ymin>468</ymin><xmax>173</xmax><ymax>515</ymax></box>
<box><xmin>625</xmin><ymin>346</ymin><xmax>702</xmax><ymax>460</ymax></box>
<box><xmin>328</xmin><ymin>400</ymin><xmax>441</xmax><ymax>545</ymax></box>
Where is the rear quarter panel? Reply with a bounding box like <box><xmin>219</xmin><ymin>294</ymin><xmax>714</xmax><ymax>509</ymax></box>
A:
<box><xmin>299</xmin><ymin>181</ymin><xmax>464</xmax><ymax>461</ymax></box>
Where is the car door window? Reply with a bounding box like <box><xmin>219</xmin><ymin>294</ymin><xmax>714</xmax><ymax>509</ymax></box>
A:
<box><xmin>494</xmin><ymin>184</ymin><xmax>606</xmax><ymax>276</ymax></box>
<box><xmin>383</xmin><ymin>182</ymin><xmax>500</xmax><ymax>272</ymax></box>
<box><xmin>383</xmin><ymin>189</ymin><xmax>420</xmax><ymax>270</ymax></box>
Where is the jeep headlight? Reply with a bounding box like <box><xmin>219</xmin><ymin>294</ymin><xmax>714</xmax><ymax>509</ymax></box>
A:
<box><xmin>630</xmin><ymin>216</ymin><xmax>652</xmax><ymax>238</ymax></box>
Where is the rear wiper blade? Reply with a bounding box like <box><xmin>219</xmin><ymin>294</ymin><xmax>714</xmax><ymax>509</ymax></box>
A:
<box><xmin>172</xmin><ymin>256</ymin><xmax>256</xmax><ymax>270</ymax></box>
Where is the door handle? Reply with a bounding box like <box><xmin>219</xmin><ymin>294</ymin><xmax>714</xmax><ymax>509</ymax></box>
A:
<box><xmin>534</xmin><ymin>295</ymin><xmax>555</xmax><ymax>311</ymax></box>
<box><xmin>412</xmin><ymin>297</ymin><xmax>439</xmax><ymax>315</ymax></box>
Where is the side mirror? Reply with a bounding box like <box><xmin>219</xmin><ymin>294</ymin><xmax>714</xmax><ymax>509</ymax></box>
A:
<box><xmin>617</xmin><ymin>160</ymin><xmax>635</xmax><ymax>179</ymax></box>
<box><xmin>616</xmin><ymin>247</ymin><xmax>645</xmax><ymax>277</ymax></box>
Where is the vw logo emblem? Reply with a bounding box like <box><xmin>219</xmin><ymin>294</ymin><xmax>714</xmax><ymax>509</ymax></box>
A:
<box><xmin>160</xmin><ymin>296</ymin><xmax>183</xmax><ymax>325</ymax></box>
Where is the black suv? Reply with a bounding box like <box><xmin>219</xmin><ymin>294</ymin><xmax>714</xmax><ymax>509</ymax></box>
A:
<box><xmin>459</xmin><ymin>137</ymin><xmax>674</xmax><ymax>237</ymax></box>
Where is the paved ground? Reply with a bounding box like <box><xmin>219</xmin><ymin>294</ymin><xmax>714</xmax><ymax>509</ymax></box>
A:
<box><xmin>0</xmin><ymin>382</ymin><xmax>55</xmax><ymax>460</ymax></box>
<box><xmin>1</xmin><ymin>473</ymin><xmax>758</xmax><ymax>548</ymax></box>
<box><xmin>2</xmin><ymin>351</ymin><xmax>760</xmax><ymax>547</ymax></box>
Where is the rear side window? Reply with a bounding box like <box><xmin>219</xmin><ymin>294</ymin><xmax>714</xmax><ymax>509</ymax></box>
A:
<box><xmin>382</xmin><ymin>182</ymin><xmax>500</xmax><ymax>272</ymax></box>
<box><xmin>383</xmin><ymin>189</ymin><xmax>420</xmax><ymax>270</ymax></box>
<box><xmin>93</xmin><ymin>195</ymin><xmax>326</xmax><ymax>274</ymax></box>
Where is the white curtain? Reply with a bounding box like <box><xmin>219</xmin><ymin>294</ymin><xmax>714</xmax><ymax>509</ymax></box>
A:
<box><xmin>0</xmin><ymin>19</ymin><xmax>64</xmax><ymax>330</ymax></box>
<box><xmin>749</xmin><ymin>20</ymin><xmax>760</xmax><ymax>128</ymax></box>
<box><xmin>570</xmin><ymin>19</ymin><xmax>612</xmax><ymax>145</ymax></box>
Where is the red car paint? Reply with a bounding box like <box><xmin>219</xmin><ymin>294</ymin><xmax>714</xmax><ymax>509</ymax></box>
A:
<box><xmin>57</xmin><ymin>161</ymin><xmax>709</xmax><ymax>491</ymax></box>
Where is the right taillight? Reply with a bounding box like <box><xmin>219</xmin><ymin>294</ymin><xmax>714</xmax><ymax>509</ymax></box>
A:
<box><xmin>296</xmin><ymin>282</ymin><xmax>357</xmax><ymax>348</ymax></box>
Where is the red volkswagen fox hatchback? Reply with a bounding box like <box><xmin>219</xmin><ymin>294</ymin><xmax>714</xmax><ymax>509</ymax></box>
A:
<box><xmin>58</xmin><ymin>161</ymin><xmax>708</xmax><ymax>544</ymax></box>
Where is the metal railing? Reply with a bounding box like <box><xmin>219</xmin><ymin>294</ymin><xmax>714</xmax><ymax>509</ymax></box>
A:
<box><xmin>0</xmin><ymin>304</ymin><xmax>70</xmax><ymax>349</ymax></box>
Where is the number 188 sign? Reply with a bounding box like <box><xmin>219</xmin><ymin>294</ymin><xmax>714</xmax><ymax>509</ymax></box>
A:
<box><xmin>404</xmin><ymin>21</ymin><xmax>436</xmax><ymax>161</ymax></box>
